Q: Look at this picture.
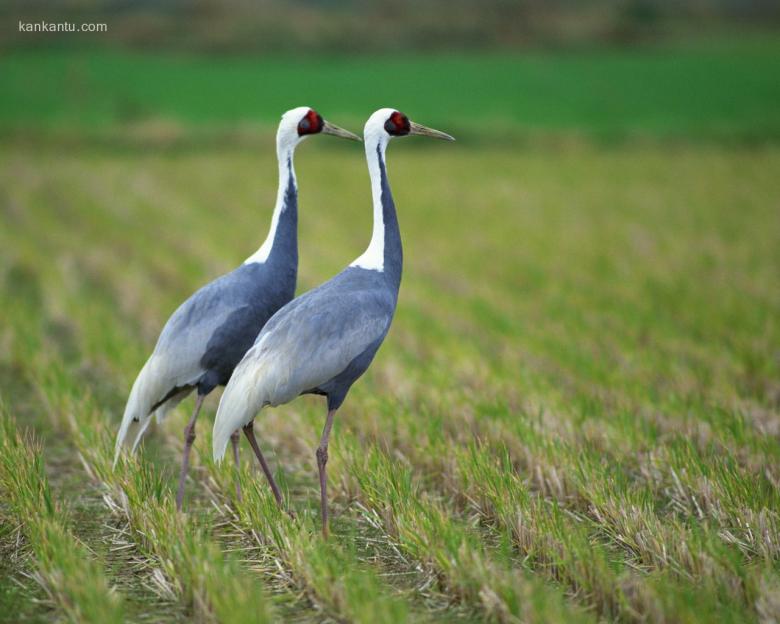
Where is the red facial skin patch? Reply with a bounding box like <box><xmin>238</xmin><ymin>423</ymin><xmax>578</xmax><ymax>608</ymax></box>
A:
<box><xmin>298</xmin><ymin>109</ymin><xmax>324</xmax><ymax>136</ymax></box>
<box><xmin>385</xmin><ymin>111</ymin><xmax>410</xmax><ymax>136</ymax></box>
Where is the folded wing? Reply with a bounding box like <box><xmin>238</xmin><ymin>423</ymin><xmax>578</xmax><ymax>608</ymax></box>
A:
<box><xmin>213</xmin><ymin>283</ymin><xmax>392</xmax><ymax>460</ymax></box>
<box><xmin>113</xmin><ymin>278</ymin><xmax>242</xmax><ymax>463</ymax></box>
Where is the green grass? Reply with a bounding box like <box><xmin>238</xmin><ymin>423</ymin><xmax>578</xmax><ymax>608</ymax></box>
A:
<box><xmin>208</xmin><ymin>458</ymin><xmax>414</xmax><ymax>623</ymax></box>
<box><xmin>2</xmin><ymin>36</ymin><xmax>780</xmax><ymax>138</ymax></box>
<box><xmin>0</xmin><ymin>133</ymin><xmax>777</xmax><ymax>622</ymax></box>
<box><xmin>4</xmin><ymin>297</ymin><xmax>274</xmax><ymax>622</ymax></box>
<box><xmin>0</xmin><ymin>408</ymin><xmax>126</xmax><ymax>623</ymax></box>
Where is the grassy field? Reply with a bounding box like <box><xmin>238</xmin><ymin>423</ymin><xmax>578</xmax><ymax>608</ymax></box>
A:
<box><xmin>1</xmin><ymin>39</ymin><xmax>779</xmax><ymax>623</ymax></box>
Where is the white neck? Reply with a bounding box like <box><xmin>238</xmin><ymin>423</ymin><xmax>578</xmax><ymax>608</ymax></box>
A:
<box><xmin>350</xmin><ymin>135</ymin><xmax>389</xmax><ymax>271</ymax></box>
<box><xmin>244</xmin><ymin>139</ymin><xmax>297</xmax><ymax>265</ymax></box>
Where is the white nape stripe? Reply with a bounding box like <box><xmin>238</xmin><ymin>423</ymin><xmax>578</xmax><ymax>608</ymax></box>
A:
<box><xmin>245</xmin><ymin>107</ymin><xmax>310</xmax><ymax>265</ymax></box>
<box><xmin>244</xmin><ymin>150</ymin><xmax>296</xmax><ymax>265</ymax></box>
<box><xmin>351</xmin><ymin>112</ymin><xmax>392</xmax><ymax>272</ymax></box>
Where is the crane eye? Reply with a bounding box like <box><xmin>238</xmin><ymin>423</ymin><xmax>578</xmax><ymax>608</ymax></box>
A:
<box><xmin>298</xmin><ymin>110</ymin><xmax>324</xmax><ymax>136</ymax></box>
<box><xmin>384</xmin><ymin>111</ymin><xmax>410</xmax><ymax>136</ymax></box>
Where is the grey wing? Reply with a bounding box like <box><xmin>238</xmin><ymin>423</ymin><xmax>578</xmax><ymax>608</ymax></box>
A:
<box><xmin>114</xmin><ymin>277</ymin><xmax>243</xmax><ymax>458</ymax></box>
<box><xmin>212</xmin><ymin>286</ymin><xmax>392</xmax><ymax>458</ymax></box>
<box><xmin>152</xmin><ymin>277</ymin><xmax>246</xmax><ymax>387</ymax></box>
<box><xmin>256</xmin><ymin>286</ymin><xmax>393</xmax><ymax>403</ymax></box>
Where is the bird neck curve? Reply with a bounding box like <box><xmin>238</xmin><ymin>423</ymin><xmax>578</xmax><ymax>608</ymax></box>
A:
<box><xmin>244</xmin><ymin>137</ymin><xmax>299</xmax><ymax>266</ymax></box>
<box><xmin>350</xmin><ymin>137</ymin><xmax>402</xmax><ymax>292</ymax></box>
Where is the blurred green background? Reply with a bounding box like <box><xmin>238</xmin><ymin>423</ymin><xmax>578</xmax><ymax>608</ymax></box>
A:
<box><xmin>2</xmin><ymin>0</ymin><xmax>780</xmax><ymax>140</ymax></box>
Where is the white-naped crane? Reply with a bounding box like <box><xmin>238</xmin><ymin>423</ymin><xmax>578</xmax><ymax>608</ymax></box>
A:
<box><xmin>114</xmin><ymin>107</ymin><xmax>360</xmax><ymax>510</ymax></box>
<box><xmin>212</xmin><ymin>109</ymin><xmax>453</xmax><ymax>536</ymax></box>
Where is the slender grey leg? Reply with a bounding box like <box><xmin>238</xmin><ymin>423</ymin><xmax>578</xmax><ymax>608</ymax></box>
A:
<box><xmin>176</xmin><ymin>394</ymin><xmax>205</xmax><ymax>511</ymax></box>
<box><xmin>316</xmin><ymin>409</ymin><xmax>336</xmax><ymax>539</ymax></box>
<box><xmin>230</xmin><ymin>430</ymin><xmax>242</xmax><ymax>502</ymax></box>
<box><xmin>243</xmin><ymin>421</ymin><xmax>283</xmax><ymax>508</ymax></box>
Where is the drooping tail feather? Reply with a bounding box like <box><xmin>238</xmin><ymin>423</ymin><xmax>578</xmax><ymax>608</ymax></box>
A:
<box><xmin>120</xmin><ymin>386</ymin><xmax>191</xmax><ymax>455</ymax></box>
<box><xmin>114</xmin><ymin>355</ymin><xmax>178</xmax><ymax>466</ymax></box>
<box><xmin>114</xmin><ymin>361</ymin><xmax>154</xmax><ymax>465</ymax></box>
<box><xmin>114</xmin><ymin>356</ymin><xmax>199</xmax><ymax>466</ymax></box>
<box><xmin>125</xmin><ymin>417</ymin><xmax>153</xmax><ymax>454</ymax></box>
<box><xmin>212</xmin><ymin>354</ymin><xmax>272</xmax><ymax>462</ymax></box>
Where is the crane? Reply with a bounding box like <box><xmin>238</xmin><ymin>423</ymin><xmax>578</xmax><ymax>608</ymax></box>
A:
<box><xmin>212</xmin><ymin>108</ymin><xmax>453</xmax><ymax>536</ymax></box>
<box><xmin>114</xmin><ymin>107</ymin><xmax>360</xmax><ymax>510</ymax></box>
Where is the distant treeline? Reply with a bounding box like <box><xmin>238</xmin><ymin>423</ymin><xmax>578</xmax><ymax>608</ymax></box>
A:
<box><xmin>5</xmin><ymin>0</ymin><xmax>780</xmax><ymax>52</ymax></box>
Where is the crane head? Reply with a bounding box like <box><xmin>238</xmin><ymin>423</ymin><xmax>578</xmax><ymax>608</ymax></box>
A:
<box><xmin>365</xmin><ymin>108</ymin><xmax>455</xmax><ymax>144</ymax></box>
<box><xmin>278</xmin><ymin>107</ymin><xmax>360</xmax><ymax>149</ymax></box>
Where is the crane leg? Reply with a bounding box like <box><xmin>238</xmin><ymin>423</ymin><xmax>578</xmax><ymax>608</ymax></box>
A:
<box><xmin>230</xmin><ymin>430</ymin><xmax>242</xmax><ymax>502</ymax></box>
<box><xmin>243</xmin><ymin>421</ymin><xmax>284</xmax><ymax>508</ymax></box>
<box><xmin>175</xmin><ymin>394</ymin><xmax>205</xmax><ymax>511</ymax></box>
<box><xmin>316</xmin><ymin>409</ymin><xmax>336</xmax><ymax>539</ymax></box>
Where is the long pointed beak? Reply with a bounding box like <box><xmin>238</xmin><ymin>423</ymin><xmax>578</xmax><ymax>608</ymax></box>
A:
<box><xmin>321</xmin><ymin>120</ymin><xmax>362</xmax><ymax>142</ymax></box>
<box><xmin>409</xmin><ymin>121</ymin><xmax>455</xmax><ymax>141</ymax></box>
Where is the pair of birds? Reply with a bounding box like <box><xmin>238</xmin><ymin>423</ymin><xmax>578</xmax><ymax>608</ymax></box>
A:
<box><xmin>114</xmin><ymin>107</ymin><xmax>453</xmax><ymax>537</ymax></box>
